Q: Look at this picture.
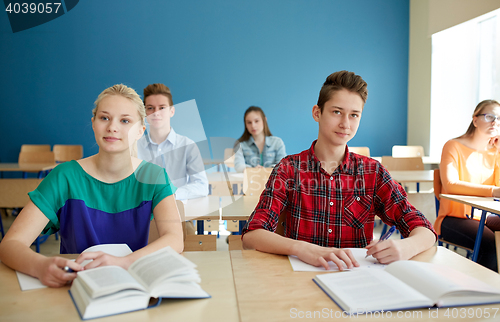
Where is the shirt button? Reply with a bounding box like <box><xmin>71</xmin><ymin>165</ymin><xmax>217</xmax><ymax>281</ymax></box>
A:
<box><xmin>356</xmin><ymin>197</ymin><xmax>360</xmax><ymax>201</ymax></box>
<box><xmin>330</xmin><ymin>201</ymin><xmax>334</xmax><ymax>206</ymax></box>
<box><xmin>328</xmin><ymin>229</ymin><xmax>332</xmax><ymax>233</ymax></box>
<box><xmin>330</xmin><ymin>176</ymin><xmax>333</xmax><ymax>181</ymax></box>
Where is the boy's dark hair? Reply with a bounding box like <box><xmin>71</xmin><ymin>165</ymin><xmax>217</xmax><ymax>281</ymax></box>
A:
<box><xmin>317</xmin><ymin>70</ymin><xmax>368</xmax><ymax>112</ymax></box>
<box><xmin>143</xmin><ymin>83</ymin><xmax>173</xmax><ymax>106</ymax></box>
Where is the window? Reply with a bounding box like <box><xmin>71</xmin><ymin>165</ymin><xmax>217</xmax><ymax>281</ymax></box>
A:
<box><xmin>430</xmin><ymin>9</ymin><xmax>499</xmax><ymax>157</ymax></box>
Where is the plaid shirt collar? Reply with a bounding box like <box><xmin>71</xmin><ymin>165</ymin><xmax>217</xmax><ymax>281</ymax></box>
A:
<box><xmin>306</xmin><ymin>140</ymin><xmax>357</xmax><ymax>176</ymax></box>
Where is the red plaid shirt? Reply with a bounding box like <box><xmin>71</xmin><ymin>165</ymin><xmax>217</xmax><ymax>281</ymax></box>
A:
<box><xmin>242</xmin><ymin>141</ymin><xmax>436</xmax><ymax>248</ymax></box>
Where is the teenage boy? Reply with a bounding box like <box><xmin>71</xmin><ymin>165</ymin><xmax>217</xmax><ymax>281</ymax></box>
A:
<box><xmin>137</xmin><ymin>83</ymin><xmax>208</xmax><ymax>200</ymax></box>
<box><xmin>241</xmin><ymin>71</ymin><xmax>437</xmax><ymax>270</ymax></box>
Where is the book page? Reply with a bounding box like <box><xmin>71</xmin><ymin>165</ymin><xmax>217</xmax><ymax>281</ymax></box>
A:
<box><xmin>129</xmin><ymin>247</ymin><xmax>197</xmax><ymax>290</ymax></box>
<box><xmin>289</xmin><ymin>248</ymin><xmax>386</xmax><ymax>271</ymax></box>
<box><xmin>77</xmin><ymin>266</ymin><xmax>146</xmax><ymax>298</ymax></box>
<box><xmin>315</xmin><ymin>269</ymin><xmax>432</xmax><ymax>313</ymax></box>
<box><xmin>385</xmin><ymin>261</ymin><xmax>500</xmax><ymax>306</ymax></box>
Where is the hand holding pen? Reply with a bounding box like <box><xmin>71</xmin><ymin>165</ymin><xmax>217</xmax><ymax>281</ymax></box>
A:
<box><xmin>365</xmin><ymin>226</ymin><xmax>396</xmax><ymax>258</ymax></box>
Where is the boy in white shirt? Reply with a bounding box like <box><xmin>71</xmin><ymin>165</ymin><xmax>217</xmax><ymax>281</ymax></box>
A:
<box><xmin>137</xmin><ymin>83</ymin><xmax>208</xmax><ymax>200</ymax></box>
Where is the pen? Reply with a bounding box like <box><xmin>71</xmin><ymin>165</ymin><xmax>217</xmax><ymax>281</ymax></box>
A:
<box><xmin>366</xmin><ymin>226</ymin><xmax>396</xmax><ymax>258</ymax></box>
<box><xmin>63</xmin><ymin>266</ymin><xmax>74</xmax><ymax>273</ymax></box>
<box><xmin>494</xmin><ymin>198</ymin><xmax>500</xmax><ymax>202</ymax></box>
<box><xmin>379</xmin><ymin>226</ymin><xmax>397</xmax><ymax>242</ymax></box>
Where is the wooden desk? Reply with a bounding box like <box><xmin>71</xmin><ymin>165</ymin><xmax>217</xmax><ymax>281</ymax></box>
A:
<box><xmin>0</xmin><ymin>251</ymin><xmax>239</xmax><ymax>322</ymax></box>
<box><xmin>389</xmin><ymin>170</ymin><xmax>434</xmax><ymax>183</ymax></box>
<box><xmin>440</xmin><ymin>194</ymin><xmax>500</xmax><ymax>262</ymax></box>
<box><xmin>230</xmin><ymin>247</ymin><xmax>500</xmax><ymax>322</ymax></box>
<box><xmin>372</xmin><ymin>157</ymin><xmax>439</xmax><ymax>170</ymax></box>
<box><xmin>207</xmin><ymin>172</ymin><xmax>244</xmax><ymax>196</ymax></box>
<box><xmin>181</xmin><ymin>196</ymin><xmax>221</xmax><ymax>234</ymax></box>
<box><xmin>0</xmin><ymin>162</ymin><xmax>57</xmax><ymax>174</ymax></box>
<box><xmin>221</xmin><ymin>196</ymin><xmax>260</xmax><ymax>233</ymax></box>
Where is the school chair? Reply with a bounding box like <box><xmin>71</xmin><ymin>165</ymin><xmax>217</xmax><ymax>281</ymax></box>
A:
<box><xmin>381</xmin><ymin>156</ymin><xmax>424</xmax><ymax>171</ymax></box>
<box><xmin>20</xmin><ymin>144</ymin><xmax>51</xmax><ymax>152</ymax></box>
<box><xmin>18</xmin><ymin>151</ymin><xmax>56</xmax><ymax>178</ymax></box>
<box><xmin>0</xmin><ymin>178</ymin><xmax>54</xmax><ymax>252</ymax></box>
<box><xmin>433</xmin><ymin>169</ymin><xmax>473</xmax><ymax>259</ymax></box>
<box><xmin>224</xmin><ymin>148</ymin><xmax>235</xmax><ymax>169</ymax></box>
<box><xmin>242</xmin><ymin>167</ymin><xmax>273</xmax><ymax>196</ymax></box>
<box><xmin>381</xmin><ymin>156</ymin><xmax>424</xmax><ymax>193</ymax></box>
<box><xmin>148</xmin><ymin>200</ymin><xmax>216</xmax><ymax>251</ymax></box>
<box><xmin>379</xmin><ymin>156</ymin><xmax>426</xmax><ymax>237</ymax></box>
<box><xmin>349</xmin><ymin>146</ymin><xmax>370</xmax><ymax>157</ymax></box>
<box><xmin>53</xmin><ymin>144</ymin><xmax>83</xmax><ymax>163</ymax></box>
<box><xmin>392</xmin><ymin>145</ymin><xmax>425</xmax><ymax>158</ymax></box>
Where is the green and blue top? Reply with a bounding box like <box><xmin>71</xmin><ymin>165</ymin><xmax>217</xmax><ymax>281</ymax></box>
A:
<box><xmin>28</xmin><ymin>160</ymin><xmax>176</xmax><ymax>254</ymax></box>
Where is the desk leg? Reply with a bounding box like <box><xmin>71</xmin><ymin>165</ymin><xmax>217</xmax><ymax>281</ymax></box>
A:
<box><xmin>196</xmin><ymin>220</ymin><xmax>204</xmax><ymax>235</ymax></box>
<box><xmin>472</xmin><ymin>208</ymin><xmax>487</xmax><ymax>262</ymax></box>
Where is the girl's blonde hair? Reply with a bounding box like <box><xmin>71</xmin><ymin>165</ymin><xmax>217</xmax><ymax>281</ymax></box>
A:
<box><xmin>93</xmin><ymin>84</ymin><xmax>146</xmax><ymax>156</ymax></box>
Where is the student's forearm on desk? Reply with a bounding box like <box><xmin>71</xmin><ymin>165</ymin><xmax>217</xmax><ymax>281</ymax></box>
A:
<box><xmin>242</xmin><ymin>229</ymin><xmax>301</xmax><ymax>255</ymax></box>
<box><xmin>243</xmin><ymin>229</ymin><xmax>359</xmax><ymax>270</ymax></box>
<box><xmin>403</xmin><ymin>227</ymin><xmax>437</xmax><ymax>259</ymax></box>
<box><xmin>117</xmin><ymin>234</ymin><xmax>184</xmax><ymax>269</ymax></box>
<box><xmin>0</xmin><ymin>239</ymin><xmax>47</xmax><ymax>277</ymax></box>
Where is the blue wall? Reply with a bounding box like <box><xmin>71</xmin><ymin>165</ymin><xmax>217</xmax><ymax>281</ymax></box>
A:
<box><xmin>0</xmin><ymin>0</ymin><xmax>409</xmax><ymax>162</ymax></box>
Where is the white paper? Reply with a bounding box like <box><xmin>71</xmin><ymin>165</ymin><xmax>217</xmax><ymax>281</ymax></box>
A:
<box><xmin>16</xmin><ymin>243</ymin><xmax>133</xmax><ymax>291</ymax></box>
<box><xmin>16</xmin><ymin>271</ymin><xmax>48</xmax><ymax>291</ymax></box>
<box><xmin>288</xmin><ymin>248</ymin><xmax>387</xmax><ymax>271</ymax></box>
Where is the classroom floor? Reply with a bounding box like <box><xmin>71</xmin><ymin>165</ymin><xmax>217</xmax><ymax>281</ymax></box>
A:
<box><xmin>0</xmin><ymin>190</ymin><xmax>468</xmax><ymax>258</ymax></box>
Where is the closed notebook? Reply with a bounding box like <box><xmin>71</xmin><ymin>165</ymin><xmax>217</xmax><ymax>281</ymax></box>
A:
<box><xmin>69</xmin><ymin>246</ymin><xmax>210</xmax><ymax>320</ymax></box>
<box><xmin>313</xmin><ymin>260</ymin><xmax>500</xmax><ymax>315</ymax></box>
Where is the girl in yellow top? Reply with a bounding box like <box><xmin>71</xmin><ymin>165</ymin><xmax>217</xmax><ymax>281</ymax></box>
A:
<box><xmin>436</xmin><ymin>99</ymin><xmax>500</xmax><ymax>271</ymax></box>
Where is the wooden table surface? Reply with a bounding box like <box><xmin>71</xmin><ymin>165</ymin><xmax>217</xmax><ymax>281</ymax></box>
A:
<box><xmin>181</xmin><ymin>196</ymin><xmax>221</xmax><ymax>221</ymax></box>
<box><xmin>221</xmin><ymin>196</ymin><xmax>260</xmax><ymax>221</ymax></box>
<box><xmin>440</xmin><ymin>194</ymin><xmax>500</xmax><ymax>215</ymax></box>
<box><xmin>389</xmin><ymin>170</ymin><xmax>434</xmax><ymax>183</ymax></box>
<box><xmin>230</xmin><ymin>247</ymin><xmax>500</xmax><ymax>322</ymax></box>
<box><xmin>0</xmin><ymin>251</ymin><xmax>239</xmax><ymax>322</ymax></box>
<box><xmin>0</xmin><ymin>162</ymin><xmax>57</xmax><ymax>172</ymax></box>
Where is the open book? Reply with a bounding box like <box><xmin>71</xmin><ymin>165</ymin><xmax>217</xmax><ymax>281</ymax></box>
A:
<box><xmin>313</xmin><ymin>260</ymin><xmax>500</xmax><ymax>314</ymax></box>
<box><xmin>69</xmin><ymin>246</ymin><xmax>210</xmax><ymax>320</ymax></box>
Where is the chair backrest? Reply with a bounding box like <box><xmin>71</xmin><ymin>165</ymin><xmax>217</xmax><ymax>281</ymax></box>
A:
<box><xmin>433</xmin><ymin>169</ymin><xmax>441</xmax><ymax>201</ymax></box>
<box><xmin>349</xmin><ymin>146</ymin><xmax>370</xmax><ymax>157</ymax></box>
<box><xmin>0</xmin><ymin>179</ymin><xmax>42</xmax><ymax>208</ymax></box>
<box><xmin>392</xmin><ymin>145</ymin><xmax>425</xmax><ymax>158</ymax></box>
<box><xmin>381</xmin><ymin>156</ymin><xmax>424</xmax><ymax>171</ymax></box>
<box><xmin>18</xmin><ymin>151</ymin><xmax>55</xmax><ymax>164</ymax></box>
<box><xmin>243</xmin><ymin>167</ymin><xmax>273</xmax><ymax>196</ymax></box>
<box><xmin>224</xmin><ymin>148</ymin><xmax>235</xmax><ymax>168</ymax></box>
<box><xmin>53</xmin><ymin>145</ymin><xmax>83</xmax><ymax>162</ymax></box>
<box><xmin>148</xmin><ymin>200</ymin><xmax>216</xmax><ymax>251</ymax></box>
<box><xmin>433</xmin><ymin>168</ymin><xmax>441</xmax><ymax>217</ymax></box>
<box><xmin>20</xmin><ymin>144</ymin><xmax>51</xmax><ymax>152</ymax></box>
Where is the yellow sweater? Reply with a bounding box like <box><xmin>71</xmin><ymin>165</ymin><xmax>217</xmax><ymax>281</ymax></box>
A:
<box><xmin>435</xmin><ymin>139</ymin><xmax>500</xmax><ymax>234</ymax></box>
